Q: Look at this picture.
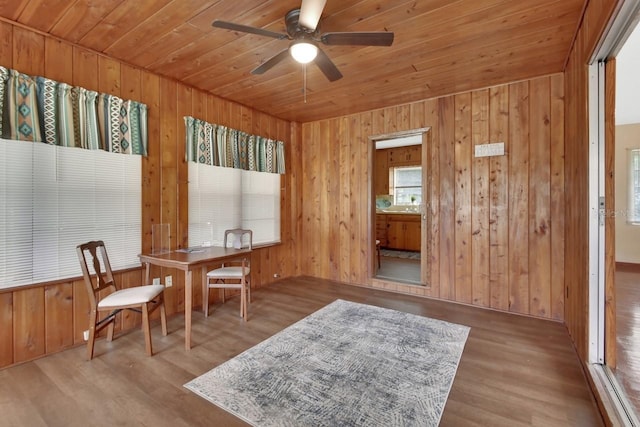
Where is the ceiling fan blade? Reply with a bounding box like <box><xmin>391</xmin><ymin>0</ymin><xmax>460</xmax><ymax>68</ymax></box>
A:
<box><xmin>314</xmin><ymin>48</ymin><xmax>342</xmax><ymax>82</ymax></box>
<box><xmin>212</xmin><ymin>20</ymin><xmax>287</xmax><ymax>40</ymax></box>
<box><xmin>321</xmin><ymin>32</ymin><xmax>394</xmax><ymax>46</ymax></box>
<box><xmin>251</xmin><ymin>48</ymin><xmax>290</xmax><ymax>75</ymax></box>
<box><xmin>299</xmin><ymin>0</ymin><xmax>327</xmax><ymax>31</ymax></box>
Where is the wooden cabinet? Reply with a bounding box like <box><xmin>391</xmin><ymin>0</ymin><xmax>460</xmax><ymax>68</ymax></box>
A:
<box><xmin>388</xmin><ymin>145</ymin><xmax>421</xmax><ymax>166</ymax></box>
<box><xmin>374</xmin><ymin>149</ymin><xmax>389</xmax><ymax>195</ymax></box>
<box><xmin>386</xmin><ymin>214</ymin><xmax>421</xmax><ymax>251</ymax></box>
<box><xmin>376</xmin><ymin>214</ymin><xmax>388</xmax><ymax>247</ymax></box>
<box><xmin>404</xmin><ymin>219</ymin><xmax>421</xmax><ymax>251</ymax></box>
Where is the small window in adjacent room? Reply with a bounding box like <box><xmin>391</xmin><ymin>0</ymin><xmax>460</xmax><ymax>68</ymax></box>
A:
<box><xmin>391</xmin><ymin>166</ymin><xmax>422</xmax><ymax>205</ymax></box>
<box><xmin>629</xmin><ymin>148</ymin><xmax>640</xmax><ymax>224</ymax></box>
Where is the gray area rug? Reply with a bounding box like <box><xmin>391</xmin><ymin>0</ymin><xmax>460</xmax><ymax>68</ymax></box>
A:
<box><xmin>381</xmin><ymin>249</ymin><xmax>421</xmax><ymax>260</ymax></box>
<box><xmin>184</xmin><ymin>299</ymin><xmax>469</xmax><ymax>426</ymax></box>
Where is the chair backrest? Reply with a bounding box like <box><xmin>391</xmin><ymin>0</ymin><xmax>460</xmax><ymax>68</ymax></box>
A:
<box><xmin>223</xmin><ymin>229</ymin><xmax>253</xmax><ymax>250</ymax></box>
<box><xmin>76</xmin><ymin>240</ymin><xmax>117</xmax><ymax>310</ymax></box>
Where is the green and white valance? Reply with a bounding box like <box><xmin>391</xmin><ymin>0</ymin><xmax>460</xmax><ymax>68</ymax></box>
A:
<box><xmin>0</xmin><ymin>66</ymin><xmax>147</xmax><ymax>156</ymax></box>
<box><xmin>185</xmin><ymin>116</ymin><xmax>285</xmax><ymax>174</ymax></box>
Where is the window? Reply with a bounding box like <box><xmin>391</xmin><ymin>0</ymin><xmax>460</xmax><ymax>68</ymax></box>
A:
<box><xmin>629</xmin><ymin>149</ymin><xmax>640</xmax><ymax>224</ymax></box>
<box><xmin>0</xmin><ymin>138</ymin><xmax>141</xmax><ymax>289</ymax></box>
<box><xmin>391</xmin><ymin>166</ymin><xmax>422</xmax><ymax>205</ymax></box>
<box><xmin>188</xmin><ymin>162</ymin><xmax>281</xmax><ymax>247</ymax></box>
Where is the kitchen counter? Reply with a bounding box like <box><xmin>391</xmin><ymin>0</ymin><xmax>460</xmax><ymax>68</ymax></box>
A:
<box><xmin>376</xmin><ymin>210</ymin><xmax>420</xmax><ymax>216</ymax></box>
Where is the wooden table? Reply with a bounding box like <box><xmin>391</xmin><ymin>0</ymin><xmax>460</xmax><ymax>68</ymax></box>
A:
<box><xmin>139</xmin><ymin>246</ymin><xmax>251</xmax><ymax>350</ymax></box>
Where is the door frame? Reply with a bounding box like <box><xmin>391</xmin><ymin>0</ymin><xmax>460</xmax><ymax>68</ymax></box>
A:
<box><xmin>369</xmin><ymin>127</ymin><xmax>431</xmax><ymax>286</ymax></box>
<box><xmin>587</xmin><ymin>2</ymin><xmax>640</xmax><ymax>424</ymax></box>
<box><xmin>589</xmin><ymin>0</ymin><xmax>640</xmax><ymax>368</ymax></box>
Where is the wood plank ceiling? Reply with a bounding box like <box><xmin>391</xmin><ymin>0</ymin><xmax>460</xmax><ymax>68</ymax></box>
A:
<box><xmin>0</xmin><ymin>0</ymin><xmax>585</xmax><ymax>123</ymax></box>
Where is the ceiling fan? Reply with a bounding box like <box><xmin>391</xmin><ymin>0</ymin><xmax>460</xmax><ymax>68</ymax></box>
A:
<box><xmin>211</xmin><ymin>0</ymin><xmax>394</xmax><ymax>82</ymax></box>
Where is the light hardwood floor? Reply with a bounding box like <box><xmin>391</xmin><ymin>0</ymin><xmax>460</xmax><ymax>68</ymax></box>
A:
<box><xmin>0</xmin><ymin>277</ymin><xmax>602</xmax><ymax>426</ymax></box>
<box><xmin>614</xmin><ymin>265</ymin><xmax>640</xmax><ymax>417</ymax></box>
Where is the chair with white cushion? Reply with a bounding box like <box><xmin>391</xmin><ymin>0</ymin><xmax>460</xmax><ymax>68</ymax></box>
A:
<box><xmin>77</xmin><ymin>240</ymin><xmax>167</xmax><ymax>360</ymax></box>
<box><xmin>204</xmin><ymin>229</ymin><xmax>252</xmax><ymax>320</ymax></box>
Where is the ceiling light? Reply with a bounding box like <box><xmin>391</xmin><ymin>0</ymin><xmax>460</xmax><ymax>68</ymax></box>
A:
<box><xmin>290</xmin><ymin>41</ymin><xmax>318</xmax><ymax>64</ymax></box>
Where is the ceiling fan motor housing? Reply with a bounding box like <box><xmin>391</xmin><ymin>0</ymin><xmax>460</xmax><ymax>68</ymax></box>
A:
<box><xmin>286</xmin><ymin>9</ymin><xmax>316</xmax><ymax>38</ymax></box>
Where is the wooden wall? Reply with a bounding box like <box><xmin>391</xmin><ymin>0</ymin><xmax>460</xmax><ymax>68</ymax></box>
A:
<box><xmin>301</xmin><ymin>74</ymin><xmax>566</xmax><ymax>320</ymax></box>
<box><xmin>0</xmin><ymin>0</ymin><xmax>622</xmax><ymax>372</ymax></box>
<box><xmin>0</xmin><ymin>21</ymin><xmax>302</xmax><ymax>368</ymax></box>
<box><xmin>563</xmin><ymin>0</ymin><xmax>620</xmax><ymax>362</ymax></box>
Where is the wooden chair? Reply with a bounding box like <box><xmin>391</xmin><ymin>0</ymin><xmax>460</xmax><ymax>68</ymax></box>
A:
<box><xmin>77</xmin><ymin>240</ymin><xmax>167</xmax><ymax>360</ymax></box>
<box><xmin>204</xmin><ymin>229</ymin><xmax>252</xmax><ymax>320</ymax></box>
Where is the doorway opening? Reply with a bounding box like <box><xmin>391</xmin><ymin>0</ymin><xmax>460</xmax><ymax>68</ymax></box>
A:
<box><xmin>369</xmin><ymin>128</ymin><xmax>431</xmax><ymax>286</ymax></box>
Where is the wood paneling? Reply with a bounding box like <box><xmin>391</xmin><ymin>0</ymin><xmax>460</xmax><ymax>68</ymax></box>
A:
<box><xmin>0</xmin><ymin>22</ymin><xmax>298</xmax><ymax>368</ymax></box>
<box><xmin>0</xmin><ymin>293</ymin><xmax>12</xmax><ymax>367</ymax></box>
<box><xmin>454</xmin><ymin>93</ymin><xmax>472</xmax><ymax>304</ymax></box>
<box><xmin>489</xmin><ymin>86</ymin><xmax>509</xmax><ymax>312</ymax></box>
<box><xmin>44</xmin><ymin>38</ymin><xmax>72</xmax><ymax>82</ymax></box>
<box><xmin>508</xmin><ymin>82</ymin><xmax>530</xmax><ymax>314</ymax></box>
<box><xmin>44</xmin><ymin>283</ymin><xmax>73</xmax><ymax>354</ymax></box>
<box><xmin>470</xmin><ymin>90</ymin><xmax>490</xmax><ymax>307</ymax></box>
<box><xmin>301</xmin><ymin>74</ymin><xmax>566</xmax><ymax>319</ymax></box>
<box><xmin>529</xmin><ymin>77</ymin><xmax>551</xmax><ymax>317</ymax></box>
<box><xmin>0</xmin><ymin>0</ymin><xmax>585</xmax><ymax>123</ymax></box>
<box><xmin>13</xmin><ymin>288</ymin><xmax>45</xmax><ymax>363</ymax></box>
<box><xmin>439</xmin><ymin>96</ymin><xmax>456</xmax><ymax>300</ymax></box>
<box><xmin>72</xmin><ymin>280</ymin><xmax>89</xmax><ymax>345</ymax></box>
<box><xmin>12</xmin><ymin>25</ymin><xmax>43</xmax><ymax>76</ymax></box>
<box><xmin>550</xmin><ymin>75</ymin><xmax>565</xmax><ymax>321</ymax></box>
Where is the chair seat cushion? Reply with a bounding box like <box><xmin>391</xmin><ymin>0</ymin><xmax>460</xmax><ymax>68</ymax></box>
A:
<box><xmin>98</xmin><ymin>284</ymin><xmax>164</xmax><ymax>308</ymax></box>
<box><xmin>207</xmin><ymin>266</ymin><xmax>250</xmax><ymax>279</ymax></box>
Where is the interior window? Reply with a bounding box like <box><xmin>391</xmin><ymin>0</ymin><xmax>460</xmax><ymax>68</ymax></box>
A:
<box><xmin>391</xmin><ymin>166</ymin><xmax>422</xmax><ymax>205</ymax></box>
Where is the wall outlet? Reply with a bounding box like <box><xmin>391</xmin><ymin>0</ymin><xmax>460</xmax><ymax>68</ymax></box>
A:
<box><xmin>152</xmin><ymin>277</ymin><xmax>160</xmax><ymax>286</ymax></box>
<box><xmin>83</xmin><ymin>330</ymin><xmax>89</xmax><ymax>341</ymax></box>
<box><xmin>165</xmin><ymin>275</ymin><xmax>173</xmax><ymax>287</ymax></box>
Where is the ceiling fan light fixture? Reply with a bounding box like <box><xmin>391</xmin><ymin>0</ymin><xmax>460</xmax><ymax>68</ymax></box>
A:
<box><xmin>290</xmin><ymin>41</ymin><xmax>318</xmax><ymax>64</ymax></box>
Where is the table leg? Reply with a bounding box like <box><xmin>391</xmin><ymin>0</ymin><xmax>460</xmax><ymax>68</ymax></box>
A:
<box><xmin>185</xmin><ymin>269</ymin><xmax>192</xmax><ymax>351</ymax></box>
<box><xmin>202</xmin><ymin>266</ymin><xmax>208</xmax><ymax>315</ymax></box>
<box><xmin>241</xmin><ymin>258</ymin><xmax>247</xmax><ymax>320</ymax></box>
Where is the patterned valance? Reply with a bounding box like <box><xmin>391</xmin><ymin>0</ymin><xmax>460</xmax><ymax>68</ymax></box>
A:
<box><xmin>185</xmin><ymin>116</ymin><xmax>285</xmax><ymax>174</ymax></box>
<box><xmin>0</xmin><ymin>66</ymin><xmax>147</xmax><ymax>156</ymax></box>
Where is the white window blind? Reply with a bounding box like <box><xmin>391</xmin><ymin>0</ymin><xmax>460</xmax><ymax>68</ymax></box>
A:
<box><xmin>629</xmin><ymin>148</ymin><xmax>640</xmax><ymax>224</ymax></box>
<box><xmin>0</xmin><ymin>138</ymin><xmax>141</xmax><ymax>289</ymax></box>
<box><xmin>188</xmin><ymin>162</ymin><xmax>281</xmax><ymax>247</ymax></box>
<box><xmin>241</xmin><ymin>171</ymin><xmax>281</xmax><ymax>244</ymax></box>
